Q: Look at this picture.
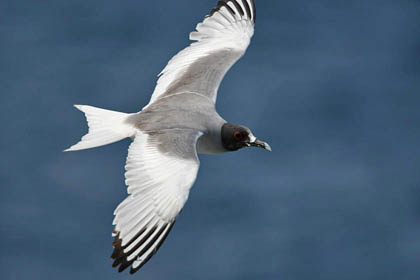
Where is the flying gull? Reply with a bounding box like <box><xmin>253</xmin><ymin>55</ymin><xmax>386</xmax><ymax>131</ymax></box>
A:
<box><xmin>66</xmin><ymin>0</ymin><xmax>270</xmax><ymax>274</ymax></box>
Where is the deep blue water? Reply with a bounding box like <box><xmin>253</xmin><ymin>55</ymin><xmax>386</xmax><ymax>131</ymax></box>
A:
<box><xmin>1</xmin><ymin>0</ymin><xmax>420</xmax><ymax>279</ymax></box>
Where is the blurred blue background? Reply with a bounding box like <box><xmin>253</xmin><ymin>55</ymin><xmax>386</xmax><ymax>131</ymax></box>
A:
<box><xmin>1</xmin><ymin>0</ymin><xmax>420</xmax><ymax>279</ymax></box>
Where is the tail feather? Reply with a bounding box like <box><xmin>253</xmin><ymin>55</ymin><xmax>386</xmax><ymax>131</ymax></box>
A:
<box><xmin>65</xmin><ymin>105</ymin><xmax>135</xmax><ymax>152</ymax></box>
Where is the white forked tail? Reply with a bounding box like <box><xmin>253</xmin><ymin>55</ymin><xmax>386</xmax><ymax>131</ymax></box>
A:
<box><xmin>65</xmin><ymin>105</ymin><xmax>136</xmax><ymax>152</ymax></box>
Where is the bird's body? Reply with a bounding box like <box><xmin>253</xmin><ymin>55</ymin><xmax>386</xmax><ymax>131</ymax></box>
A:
<box><xmin>129</xmin><ymin>92</ymin><xmax>226</xmax><ymax>154</ymax></box>
<box><xmin>66</xmin><ymin>0</ymin><xmax>270</xmax><ymax>274</ymax></box>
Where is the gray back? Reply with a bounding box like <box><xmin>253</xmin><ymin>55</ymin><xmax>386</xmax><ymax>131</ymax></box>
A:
<box><xmin>128</xmin><ymin>92</ymin><xmax>225</xmax><ymax>134</ymax></box>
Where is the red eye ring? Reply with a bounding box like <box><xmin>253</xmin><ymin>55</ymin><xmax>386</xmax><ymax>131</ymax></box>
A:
<box><xmin>233</xmin><ymin>131</ymin><xmax>243</xmax><ymax>140</ymax></box>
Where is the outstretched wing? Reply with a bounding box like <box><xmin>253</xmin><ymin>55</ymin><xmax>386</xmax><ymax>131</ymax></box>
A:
<box><xmin>146</xmin><ymin>0</ymin><xmax>256</xmax><ymax>107</ymax></box>
<box><xmin>111</xmin><ymin>129</ymin><xmax>202</xmax><ymax>274</ymax></box>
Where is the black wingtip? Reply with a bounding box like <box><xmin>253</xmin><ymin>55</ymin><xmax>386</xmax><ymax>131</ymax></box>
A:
<box><xmin>129</xmin><ymin>222</ymin><xmax>176</xmax><ymax>274</ymax></box>
<box><xmin>210</xmin><ymin>1</ymin><xmax>236</xmax><ymax>17</ymax></box>
<box><xmin>110</xmin><ymin>222</ymin><xmax>176</xmax><ymax>274</ymax></box>
<box><xmin>209</xmin><ymin>0</ymin><xmax>256</xmax><ymax>23</ymax></box>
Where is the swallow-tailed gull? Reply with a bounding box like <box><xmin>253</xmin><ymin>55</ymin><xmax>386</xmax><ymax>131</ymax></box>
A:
<box><xmin>66</xmin><ymin>0</ymin><xmax>270</xmax><ymax>274</ymax></box>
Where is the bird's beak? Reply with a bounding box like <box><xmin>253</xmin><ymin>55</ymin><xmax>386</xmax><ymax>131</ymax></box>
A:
<box><xmin>249</xmin><ymin>139</ymin><xmax>272</xmax><ymax>152</ymax></box>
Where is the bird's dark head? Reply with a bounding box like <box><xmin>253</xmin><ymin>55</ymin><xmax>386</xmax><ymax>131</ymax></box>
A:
<box><xmin>221</xmin><ymin>123</ymin><xmax>271</xmax><ymax>152</ymax></box>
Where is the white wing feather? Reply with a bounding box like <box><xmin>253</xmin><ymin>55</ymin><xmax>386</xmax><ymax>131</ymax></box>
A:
<box><xmin>111</xmin><ymin>130</ymin><xmax>202</xmax><ymax>273</ymax></box>
<box><xmin>146</xmin><ymin>0</ymin><xmax>255</xmax><ymax>107</ymax></box>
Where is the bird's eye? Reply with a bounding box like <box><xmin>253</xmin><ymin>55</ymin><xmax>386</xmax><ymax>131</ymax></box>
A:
<box><xmin>233</xmin><ymin>131</ymin><xmax>243</xmax><ymax>141</ymax></box>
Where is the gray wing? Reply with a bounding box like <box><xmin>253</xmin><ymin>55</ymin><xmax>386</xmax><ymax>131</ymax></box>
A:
<box><xmin>111</xmin><ymin>129</ymin><xmax>202</xmax><ymax>274</ymax></box>
<box><xmin>145</xmin><ymin>0</ymin><xmax>256</xmax><ymax>107</ymax></box>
